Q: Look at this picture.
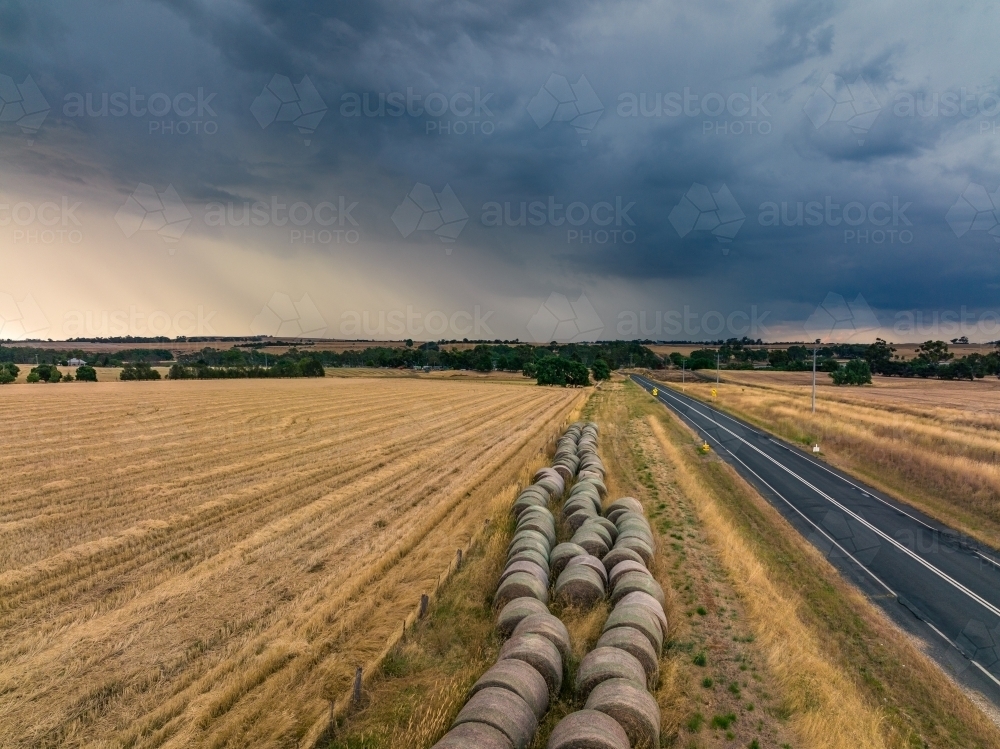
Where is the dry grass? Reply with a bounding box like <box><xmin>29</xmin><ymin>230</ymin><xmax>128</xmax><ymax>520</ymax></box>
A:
<box><xmin>0</xmin><ymin>377</ymin><xmax>582</xmax><ymax>748</ymax></box>
<box><xmin>651</xmin><ymin>370</ymin><xmax>1000</xmax><ymax>551</ymax></box>
<box><xmin>637</xmin><ymin>379</ymin><xmax>1000</xmax><ymax>749</ymax></box>
<box><xmin>648</xmin><ymin>416</ymin><xmax>886</xmax><ymax>749</ymax></box>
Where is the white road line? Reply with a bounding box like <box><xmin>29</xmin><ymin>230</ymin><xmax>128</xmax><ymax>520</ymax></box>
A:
<box><xmin>633</xmin><ymin>375</ymin><xmax>1000</xmax><ymax>620</ymax></box>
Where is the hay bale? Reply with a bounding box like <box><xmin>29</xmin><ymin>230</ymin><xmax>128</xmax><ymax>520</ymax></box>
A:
<box><xmin>500</xmin><ymin>560</ymin><xmax>549</xmax><ymax>588</ymax></box>
<box><xmin>471</xmin><ymin>659</ymin><xmax>550</xmax><ymax>719</ymax></box>
<box><xmin>616</xmin><ymin>591</ymin><xmax>668</xmax><ymax>638</ymax></box>
<box><xmin>564</xmin><ymin>493</ymin><xmax>600</xmax><ymax>514</ymax></box>
<box><xmin>513</xmin><ymin>612</ymin><xmax>572</xmax><ymax>662</ymax></box>
<box><xmin>576</xmin><ymin>647</ymin><xmax>647</xmax><ymax>699</ymax></box>
<box><xmin>610</xmin><ymin>572</ymin><xmax>664</xmax><ymax>607</ymax></box>
<box><xmin>506</xmin><ymin>547</ymin><xmax>549</xmax><ymax>571</ymax></box>
<box><xmin>584</xmin><ymin>678</ymin><xmax>660</xmax><ymax>749</ymax></box>
<box><xmin>567</xmin><ymin>488</ymin><xmax>602</xmax><ymax>513</ymax></box>
<box><xmin>555</xmin><ymin>564</ymin><xmax>606</xmax><ymax>607</ymax></box>
<box><xmin>603</xmin><ymin>603</ymin><xmax>662</xmax><ymax>653</ymax></box>
<box><xmin>615</xmin><ymin>527</ymin><xmax>654</xmax><ymax>548</ymax></box>
<box><xmin>433</xmin><ymin>721</ymin><xmax>514</xmax><ymax>749</ymax></box>
<box><xmin>612</xmin><ymin>536</ymin><xmax>653</xmax><ymax>566</ymax></box>
<box><xmin>605</xmin><ymin>497</ymin><xmax>643</xmax><ymax>518</ymax></box>
<box><xmin>508</xmin><ymin>532</ymin><xmax>550</xmax><ymax>560</ymax></box>
<box><xmin>553</xmin><ymin>463</ymin><xmax>575</xmax><ymax>483</ymax></box>
<box><xmin>608</xmin><ymin>560</ymin><xmax>649</xmax><ymax>589</ymax></box>
<box><xmin>570</xmin><ymin>530</ymin><xmax>609</xmax><ymax>559</ymax></box>
<box><xmin>453</xmin><ymin>687</ymin><xmax>538</xmax><ymax>749</ymax></box>
<box><xmin>566</xmin><ymin>509</ymin><xmax>598</xmax><ymax>532</ymax></box>
<box><xmin>546</xmin><ymin>709</ymin><xmax>630</xmax><ymax>749</ymax></box>
<box><xmin>565</xmin><ymin>554</ymin><xmax>608</xmax><ymax>585</ymax></box>
<box><xmin>495</xmin><ymin>572</ymin><xmax>549</xmax><ymax>609</ymax></box>
<box><xmin>589</xmin><ymin>517</ymin><xmax>618</xmax><ymax>542</ymax></box>
<box><xmin>578</xmin><ymin>521</ymin><xmax>613</xmax><ymax>549</ymax></box>
<box><xmin>596</xmin><ymin>627</ymin><xmax>659</xmax><ymax>686</ymax></box>
<box><xmin>601</xmin><ymin>547</ymin><xmax>645</xmax><ymax>574</ymax></box>
<box><xmin>513</xmin><ymin>494</ymin><xmax>549</xmax><ymax>517</ymax></box>
<box><xmin>549</xmin><ymin>542</ymin><xmax>587</xmax><ymax>577</ymax></box>
<box><xmin>517</xmin><ymin>517</ymin><xmax>557</xmax><ymax>548</ymax></box>
<box><xmin>500</xmin><ymin>633</ymin><xmax>564</xmax><ymax>695</ymax></box>
<box><xmin>497</xmin><ymin>597</ymin><xmax>550</xmax><ymax>637</ymax></box>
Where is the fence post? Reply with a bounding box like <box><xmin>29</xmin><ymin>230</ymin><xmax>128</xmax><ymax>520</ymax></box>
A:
<box><xmin>352</xmin><ymin>666</ymin><xmax>362</xmax><ymax>706</ymax></box>
<box><xmin>419</xmin><ymin>594</ymin><xmax>429</xmax><ymax>619</ymax></box>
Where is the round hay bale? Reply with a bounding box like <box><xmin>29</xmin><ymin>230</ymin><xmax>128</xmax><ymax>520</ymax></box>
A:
<box><xmin>519</xmin><ymin>504</ymin><xmax>554</xmax><ymax>522</ymax></box>
<box><xmin>601</xmin><ymin>546</ymin><xmax>645</xmax><ymax>574</ymax></box>
<box><xmin>536</xmin><ymin>476</ymin><xmax>564</xmax><ymax>499</ymax></box>
<box><xmin>566</xmin><ymin>509</ymin><xmax>598</xmax><ymax>533</ymax></box>
<box><xmin>605</xmin><ymin>497</ymin><xmax>643</xmax><ymax>518</ymax></box>
<box><xmin>517</xmin><ymin>518</ymin><xmax>556</xmax><ymax>548</ymax></box>
<box><xmin>513</xmin><ymin>494</ymin><xmax>549</xmax><ymax>517</ymax></box>
<box><xmin>603</xmin><ymin>603</ymin><xmax>663</xmax><ymax>653</ymax></box>
<box><xmin>596</xmin><ymin>627</ymin><xmax>660</xmax><ymax>686</ymax></box>
<box><xmin>589</xmin><ymin>517</ymin><xmax>618</xmax><ymax>542</ymax></box>
<box><xmin>500</xmin><ymin>560</ymin><xmax>549</xmax><ymax>589</ymax></box>
<box><xmin>575</xmin><ymin>646</ymin><xmax>647</xmax><ymax>699</ymax></box>
<box><xmin>471</xmin><ymin>659</ymin><xmax>550</xmax><ymax>719</ymax></box>
<box><xmin>568</xmin><ymin>488</ymin><xmax>602</xmax><ymax>513</ymax></box>
<box><xmin>608</xmin><ymin>560</ymin><xmax>650</xmax><ymax>589</ymax></box>
<box><xmin>578</xmin><ymin>521</ymin><xmax>613</xmax><ymax>549</ymax></box>
<box><xmin>495</xmin><ymin>572</ymin><xmax>549</xmax><ymax>609</ymax></box>
<box><xmin>497</xmin><ymin>597</ymin><xmax>550</xmax><ymax>638</ymax></box>
<box><xmin>610</xmin><ymin>572</ymin><xmax>664</xmax><ymax>607</ymax></box>
<box><xmin>615</xmin><ymin>524</ymin><xmax>653</xmax><ymax>543</ymax></box>
<box><xmin>508</xmin><ymin>532</ymin><xmax>550</xmax><ymax>560</ymax></box>
<box><xmin>513</xmin><ymin>612</ymin><xmax>572</xmax><ymax>663</ymax></box>
<box><xmin>612</xmin><ymin>536</ymin><xmax>653</xmax><ymax>566</ymax></box>
<box><xmin>570</xmin><ymin>530</ymin><xmax>609</xmax><ymax>559</ymax></box>
<box><xmin>534</xmin><ymin>466</ymin><xmax>562</xmax><ymax>484</ymax></box>
<box><xmin>555</xmin><ymin>564</ymin><xmax>606</xmax><ymax>607</ymax></box>
<box><xmin>565</xmin><ymin>492</ymin><xmax>600</xmax><ymax>514</ymax></box>
<box><xmin>584</xmin><ymin>678</ymin><xmax>660</xmax><ymax>749</ymax></box>
<box><xmin>550</xmin><ymin>543</ymin><xmax>587</xmax><ymax>577</ymax></box>
<box><xmin>506</xmin><ymin>547</ymin><xmax>549</xmax><ymax>571</ymax></box>
<box><xmin>614</xmin><ymin>515</ymin><xmax>652</xmax><ymax>535</ymax></box>
<box><xmin>546</xmin><ymin>709</ymin><xmax>630</xmax><ymax>749</ymax></box>
<box><xmin>553</xmin><ymin>463</ymin><xmax>575</xmax><ymax>483</ymax></box>
<box><xmin>499</xmin><ymin>633</ymin><xmax>563</xmax><ymax>695</ymax></box>
<box><xmin>617</xmin><ymin>591</ymin><xmax>668</xmax><ymax>639</ymax></box>
<box><xmin>565</xmin><ymin>554</ymin><xmax>608</xmax><ymax>585</ymax></box>
<box><xmin>433</xmin><ymin>722</ymin><xmax>514</xmax><ymax>749</ymax></box>
<box><xmin>453</xmin><ymin>686</ymin><xmax>538</xmax><ymax>749</ymax></box>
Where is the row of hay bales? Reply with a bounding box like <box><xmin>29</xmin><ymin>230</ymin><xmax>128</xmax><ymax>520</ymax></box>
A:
<box><xmin>547</xmin><ymin>496</ymin><xmax>666</xmax><ymax>749</ymax></box>
<box><xmin>432</xmin><ymin>422</ymin><xmax>605</xmax><ymax>749</ymax></box>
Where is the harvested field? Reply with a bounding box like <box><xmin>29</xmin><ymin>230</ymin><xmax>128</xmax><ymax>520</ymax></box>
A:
<box><xmin>0</xmin><ymin>378</ymin><xmax>582</xmax><ymax>748</ymax></box>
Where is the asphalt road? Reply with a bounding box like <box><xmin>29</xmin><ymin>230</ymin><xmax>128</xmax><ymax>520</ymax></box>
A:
<box><xmin>631</xmin><ymin>373</ymin><xmax>1000</xmax><ymax>704</ymax></box>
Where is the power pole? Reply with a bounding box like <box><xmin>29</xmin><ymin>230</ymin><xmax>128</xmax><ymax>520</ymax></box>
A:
<box><xmin>716</xmin><ymin>352</ymin><xmax>720</xmax><ymax>383</ymax></box>
<box><xmin>682</xmin><ymin>360</ymin><xmax>685</xmax><ymax>384</ymax></box>
<box><xmin>812</xmin><ymin>339</ymin><xmax>819</xmax><ymax>414</ymax></box>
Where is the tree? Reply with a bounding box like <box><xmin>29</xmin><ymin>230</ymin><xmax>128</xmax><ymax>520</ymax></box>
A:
<box><xmin>298</xmin><ymin>356</ymin><xmax>326</xmax><ymax>377</ymax></box>
<box><xmin>916</xmin><ymin>340</ymin><xmax>952</xmax><ymax>363</ymax></box>
<box><xmin>535</xmin><ymin>357</ymin><xmax>591</xmax><ymax>387</ymax></box>
<box><xmin>819</xmin><ymin>357</ymin><xmax>840</xmax><ymax>373</ymax></box>
<box><xmin>591</xmin><ymin>359</ymin><xmax>611</xmax><ymax>381</ymax></box>
<box><xmin>830</xmin><ymin>359</ymin><xmax>871</xmax><ymax>385</ymax></box>
<box><xmin>75</xmin><ymin>365</ymin><xmax>98</xmax><ymax>382</ymax></box>
<box><xmin>0</xmin><ymin>363</ymin><xmax>18</xmax><ymax>384</ymax></box>
<box><xmin>470</xmin><ymin>345</ymin><xmax>494</xmax><ymax>372</ymax></box>
<box><xmin>28</xmin><ymin>363</ymin><xmax>61</xmax><ymax>383</ymax></box>
<box><xmin>120</xmin><ymin>362</ymin><xmax>161</xmax><ymax>381</ymax></box>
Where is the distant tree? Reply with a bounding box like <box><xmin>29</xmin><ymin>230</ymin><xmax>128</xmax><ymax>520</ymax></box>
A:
<box><xmin>298</xmin><ymin>356</ymin><xmax>325</xmax><ymax>377</ymax></box>
<box><xmin>28</xmin><ymin>363</ymin><xmax>61</xmax><ymax>383</ymax></box>
<box><xmin>470</xmin><ymin>345</ymin><xmax>494</xmax><ymax>372</ymax></box>
<box><xmin>535</xmin><ymin>357</ymin><xmax>591</xmax><ymax>387</ymax></box>
<box><xmin>950</xmin><ymin>336</ymin><xmax>969</xmax><ymax>344</ymax></box>
<box><xmin>916</xmin><ymin>340</ymin><xmax>952</xmax><ymax>363</ymax></box>
<box><xmin>830</xmin><ymin>359</ymin><xmax>871</xmax><ymax>385</ymax></box>
<box><xmin>819</xmin><ymin>358</ymin><xmax>840</xmax><ymax>373</ymax></box>
<box><xmin>0</xmin><ymin>362</ymin><xmax>18</xmax><ymax>384</ymax></box>
<box><xmin>864</xmin><ymin>338</ymin><xmax>896</xmax><ymax>371</ymax></box>
<box><xmin>404</xmin><ymin>339</ymin><xmax>413</xmax><ymax>347</ymax></box>
<box><xmin>75</xmin><ymin>365</ymin><xmax>98</xmax><ymax>382</ymax></box>
<box><xmin>591</xmin><ymin>359</ymin><xmax>611</xmax><ymax>381</ymax></box>
<box><xmin>120</xmin><ymin>362</ymin><xmax>161</xmax><ymax>381</ymax></box>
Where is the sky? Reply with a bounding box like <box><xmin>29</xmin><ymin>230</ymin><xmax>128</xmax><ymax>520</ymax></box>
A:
<box><xmin>1</xmin><ymin>0</ymin><xmax>999</xmax><ymax>344</ymax></box>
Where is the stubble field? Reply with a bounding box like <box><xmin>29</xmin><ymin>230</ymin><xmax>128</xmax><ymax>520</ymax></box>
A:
<box><xmin>0</xmin><ymin>377</ymin><xmax>581</xmax><ymax>748</ymax></box>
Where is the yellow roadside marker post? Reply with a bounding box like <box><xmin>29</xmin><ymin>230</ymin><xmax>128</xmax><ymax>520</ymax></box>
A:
<box><xmin>651</xmin><ymin>387</ymin><xmax>658</xmax><ymax>396</ymax></box>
